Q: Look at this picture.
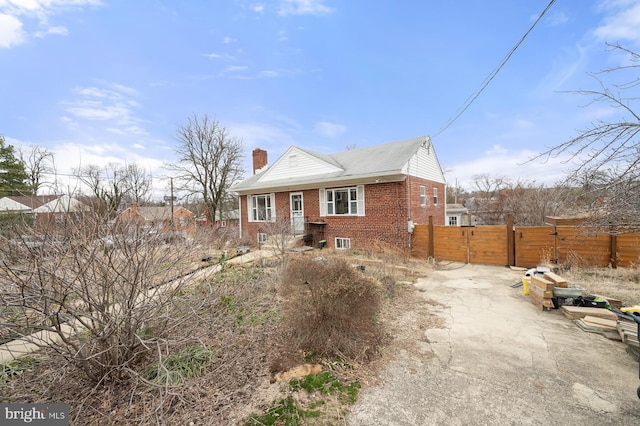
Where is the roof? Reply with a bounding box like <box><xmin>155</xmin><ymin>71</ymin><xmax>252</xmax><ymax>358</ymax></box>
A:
<box><xmin>232</xmin><ymin>136</ymin><xmax>445</xmax><ymax>193</ymax></box>
<box><xmin>135</xmin><ymin>206</ymin><xmax>194</xmax><ymax>221</ymax></box>
<box><xmin>2</xmin><ymin>195</ymin><xmax>61</xmax><ymax>210</ymax></box>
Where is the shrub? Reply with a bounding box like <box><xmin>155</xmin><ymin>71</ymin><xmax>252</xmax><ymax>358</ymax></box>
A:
<box><xmin>280</xmin><ymin>256</ymin><xmax>383</xmax><ymax>360</ymax></box>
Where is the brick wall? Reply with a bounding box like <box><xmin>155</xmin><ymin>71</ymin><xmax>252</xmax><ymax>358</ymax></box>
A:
<box><xmin>239</xmin><ymin>178</ymin><xmax>445</xmax><ymax>250</ymax></box>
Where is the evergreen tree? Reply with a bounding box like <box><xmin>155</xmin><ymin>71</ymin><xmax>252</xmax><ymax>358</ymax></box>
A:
<box><xmin>0</xmin><ymin>135</ymin><xmax>31</xmax><ymax>196</ymax></box>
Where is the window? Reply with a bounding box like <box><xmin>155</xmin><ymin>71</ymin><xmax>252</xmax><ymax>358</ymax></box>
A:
<box><xmin>335</xmin><ymin>237</ymin><xmax>350</xmax><ymax>249</ymax></box>
<box><xmin>179</xmin><ymin>217</ymin><xmax>188</xmax><ymax>227</ymax></box>
<box><xmin>420</xmin><ymin>185</ymin><xmax>426</xmax><ymax>207</ymax></box>
<box><xmin>249</xmin><ymin>194</ymin><xmax>275</xmax><ymax>222</ymax></box>
<box><xmin>258</xmin><ymin>233</ymin><xmax>268</xmax><ymax>244</ymax></box>
<box><xmin>433</xmin><ymin>188</ymin><xmax>438</xmax><ymax>205</ymax></box>
<box><xmin>448</xmin><ymin>216</ymin><xmax>458</xmax><ymax>226</ymax></box>
<box><xmin>220</xmin><ymin>220</ymin><xmax>227</xmax><ymax>228</ymax></box>
<box><xmin>320</xmin><ymin>186</ymin><xmax>365</xmax><ymax>216</ymax></box>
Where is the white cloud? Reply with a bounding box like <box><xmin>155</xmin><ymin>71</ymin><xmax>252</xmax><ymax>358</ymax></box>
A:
<box><xmin>225</xmin><ymin>65</ymin><xmax>249</xmax><ymax>72</ymax></box>
<box><xmin>35</xmin><ymin>24</ymin><xmax>67</xmax><ymax>37</ymax></box>
<box><xmin>223</xmin><ymin>36</ymin><xmax>235</xmax><ymax>44</ymax></box>
<box><xmin>278</xmin><ymin>0</ymin><xmax>334</xmax><ymax>17</ymax></box>
<box><xmin>546</xmin><ymin>11</ymin><xmax>570</xmax><ymax>26</ymax></box>
<box><xmin>445</xmin><ymin>148</ymin><xmax>574</xmax><ymax>191</ymax></box>
<box><xmin>0</xmin><ymin>13</ymin><xmax>25</xmax><ymax>47</ymax></box>
<box><xmin>315</xmin><ymin>121</ymin><xmax>346</xmax><ymax>137</ymax></box>
<box><xmin>251</xmin><ymin>3</ymin><xmax>264</xmax><ymax>13</ymax></box>
<box><xmin>594</xmin><ymin>1</ymin><xmax>640</xmax><ymax>43</ymax></box>
<box><xmin>0</xmin><ymin>0</ymin><xmax>101</xmax><ymax>47</ymax></box>
<box><xmin>61</xmin><ymin>82</ymin><xmax>148</xmax><ymax>137</ymax></box>
<box><xmin>203</xmin><ymin>52</ymin><xmax>222</xmax><ymax>59</ymax></box>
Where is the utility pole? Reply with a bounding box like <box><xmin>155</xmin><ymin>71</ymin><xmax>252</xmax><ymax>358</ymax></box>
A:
<box><xmin>170</xmin><ymin>177</ymin><xmax>174</xmax><ymax>230</ymax></box>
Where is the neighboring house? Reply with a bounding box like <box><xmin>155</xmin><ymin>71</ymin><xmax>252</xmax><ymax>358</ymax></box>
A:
<box><xmin>118</xmin><ymin>204</ymin><xmax>196</xmax><ymax>234</ymax></box>
<box><xmin>0</xmin><ymin>194</ymin><xmax>88</xmax><ymax>225</ymax></box>
<box><xmin>195</xmin><ymin>208</ymin><xmax>240</xmax><ymax>229</ymax></box>
<box><xmin>445</xmin><ymin>203</ymin><xmax>472</xmax><ymax>226</ymax></box>
<box><xmin>231</xmin><ymin>136</ymin><xmax>447</xmax><ymax>250</ymax></box>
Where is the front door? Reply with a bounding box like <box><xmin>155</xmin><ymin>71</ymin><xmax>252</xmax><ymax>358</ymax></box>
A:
<box><xmin>290</xmin><ymin>192</ymin><xmax>304</xmax><ymax>235</ymax></box>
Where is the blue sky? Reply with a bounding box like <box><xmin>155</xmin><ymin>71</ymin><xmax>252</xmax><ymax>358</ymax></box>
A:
<box><xmin>1</xmin><ymin>0</ymin><xmax>640</xmax><ymax>198</ymax></box>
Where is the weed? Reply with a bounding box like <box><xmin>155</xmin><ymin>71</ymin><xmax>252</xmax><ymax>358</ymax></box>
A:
<box><xmin>244</xmin><ymin>397</ymin><xmax>308</xmax><ymax>426</ymax></box>
<box><xmin>142</xmin><ymin>345</ymin><xmax>215</xmax><ymax>385</ymax></box>
<box><xmin>290</xmin><ymin>371</ymin><xmax>361</xmax><ymax>404</ymax></box>
<box><xmin>1</xmin><ymin>356</ymin><xmax>42</xmax><ymax>386</ymax></box>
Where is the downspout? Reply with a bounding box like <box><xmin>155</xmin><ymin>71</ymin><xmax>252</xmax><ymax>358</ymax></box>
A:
<box><xmin>237</xmin><ymin>194</ymin><xmax>242</xmax><ymax>239</ymax></box>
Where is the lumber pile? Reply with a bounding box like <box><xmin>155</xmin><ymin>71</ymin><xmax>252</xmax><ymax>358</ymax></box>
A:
<box><xmin>574</xmin><ymin>315</ymin><xmax>618</xmax><ymax>334</ymax></box>
<box><xmin>561</xmin><ymin>306</ymin><xmax>618</xmax><ymax>321</ymax></box>
<box><xmin>617</xmin><ymin>317</ymin><xmax>639</xmax><ymax>348</ymax></box>
<box><xmin>543</xmin><ymin>271</ymin><xmax>568</xmax><ymax>288</ymax></box>
<box><xmin>529</xmin><ymin>275</ymin><xmax>555</xmax><ymax>310</ymax></box>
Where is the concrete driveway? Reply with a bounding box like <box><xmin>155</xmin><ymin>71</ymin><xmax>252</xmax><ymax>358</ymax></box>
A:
<box><xmin>347</xmin><ymin>264</ymin><xmax>640</xmax><ymax>425</ymax></box>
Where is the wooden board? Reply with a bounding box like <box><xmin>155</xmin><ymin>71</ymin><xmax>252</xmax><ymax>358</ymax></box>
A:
<box><xmin>530</xmin><ymin>289</ymin><xmax>554</xmax><ymax>310</ymax></box>
<box><xmin>582</xmin><ymin>315</ymin><xmax>617</xmax><ymax>329</ymax></box>
<box><xmin>543</xmin><ymin>271</ymin><xmax>568</xmax><ymax>288</ymax></box>
<box><xmin>561</xmin><ymin>306</ymin><xmax>618</xmax><ymax>320</ymax></box>
<box><xmin>531</xmin><ymin>275</ymin><xmax>555</xmax><ymax>292</ymax></box>
<box><xmin>529</xmin><ymin>284</ymin><xmax>553</xmax><ymax>299</ymax></box>
<box><xmin>575</xmin><ymin>319</ymin><xmax>611</xmax><ymax>334</ymax></box>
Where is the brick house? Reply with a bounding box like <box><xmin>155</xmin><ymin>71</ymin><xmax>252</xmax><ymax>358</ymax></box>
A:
<box><xmin>230</xmin><ymin>136</ymin><xmax>446</xmax><ymax>250</ymax></box>
<box><xmin>118</xmin><ymin>204</ymin><xmax>196</xmax><ymax>235</ymax></box>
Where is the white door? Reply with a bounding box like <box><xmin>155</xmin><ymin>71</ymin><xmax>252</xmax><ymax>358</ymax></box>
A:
<box><xmin>290</xmin><ymin>192</ymin><xmax>304</xmax><ymax>235</ymax></box>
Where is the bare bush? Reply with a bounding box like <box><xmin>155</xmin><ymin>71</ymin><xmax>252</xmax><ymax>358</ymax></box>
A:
<box><xmin>0</xmin><ymin>212</ymin><xmax>194</xmax><ymax>383</ymax></box>
<box><xmin>279</xmin><ymin>255</ymin><xmax>383</xmax><ymax>361</ymax></box>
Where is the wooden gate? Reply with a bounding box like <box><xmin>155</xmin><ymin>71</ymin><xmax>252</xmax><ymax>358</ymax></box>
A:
<box><xmin>431</xmin><ymin>226</ymin><xmax>507</xmax><ymax>265</ymax></box>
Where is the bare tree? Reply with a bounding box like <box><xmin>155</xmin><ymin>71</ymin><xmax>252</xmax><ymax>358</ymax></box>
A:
<box><xmin>75</xmin><ymin>163</ymin><xmax>143</xmax><ymax>213</ymax></box>
<box><xmin>19</xmin><ymin>145</ymin><xmax>55</xmax><ymax>194</ymax></box>
<box><xmin>166</xmin><ymin>114</ymin><xmax>244</xmax><ymax>226</ymax></box>
<box><xmin>123</xmin><ymin>163</ymin><xmax>153</xmax><ymax>205</ymax></box>
<box><xmin>534</xmin><ymin>43</ymin><xmax>640</xmax><ymax>229</ymax></box>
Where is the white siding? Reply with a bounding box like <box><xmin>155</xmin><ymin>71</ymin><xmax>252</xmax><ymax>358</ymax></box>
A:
<box><xmin>259</xmin><ymin>147</ymin><xmax>342</xmax><ymax>182</ymax></box>
<box><xmin>0</xmin><ymin>198</ymin><xmax>30</xmax><ymax>211</ymax></box>
<box><xmin>401</xmin><ymin>143</ymin><xmax>446</xmax><ymax>183</ymax></box>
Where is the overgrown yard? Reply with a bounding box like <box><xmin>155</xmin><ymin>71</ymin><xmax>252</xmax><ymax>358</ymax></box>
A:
<box><xmin>0</xmin><ymin>238</ymin><xmax>427</xmax><ymax>425</ymax></box>
<box><xmin>1</xmin><ymin>235</ymin><xmax>639</xmax><ymax>425</ymax></box>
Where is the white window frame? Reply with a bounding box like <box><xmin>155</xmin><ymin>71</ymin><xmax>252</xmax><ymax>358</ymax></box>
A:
<box><xmin>220</xmin><ymin>220</ymin><xmax>227</xmax><ymax>228</ymax></box>
<box><xmin>247</xmin><ymin>193</ymin><xmax>276</xmax><ymax>222</ymax></box>
<box><xmin>319</xmin><ymin>185</ymin><xmax>365</xmax><ymax>217</ymax></box>
<box><xmin>448</xmin><ymin>215</ymin><xmax>459</xmax><ymax>226</ymax></box>
<box><xmin>420</xmin><ymin>185</ymin><xmax>426</xmax><ymax>207</ymax></box>
<box><xmin>335</xmin><ymin>237</ymin><xmax>351</xmax><ymax>250</ymax></box>
<box><xmin>433</xmin><ymin>188</ymin><xmax>438</xmax><ymax>205</ymax></box>
<box><xmin>258</xmin><ymin>232</ymin><xmax>268</xmax><ymax>244</ymax></box>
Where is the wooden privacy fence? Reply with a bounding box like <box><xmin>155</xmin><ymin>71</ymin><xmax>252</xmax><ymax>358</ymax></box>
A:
<box><xmin>411</xmin><ymin>217</ymin><xmax>640</xmax><ymax>268</ymax></box>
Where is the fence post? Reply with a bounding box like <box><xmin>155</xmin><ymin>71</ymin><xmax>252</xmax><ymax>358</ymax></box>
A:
<box><xmin>428</xmin><ymin>215</ymin><xmax>434</xmax><ymax>259</ymax></box>
<box><xmin>507</xmin><ymin>214</ymin><xmax>515</xmax><ymax>266</ymax></box>
<box><xmin>610</xmin><ymin>226</ymin><xmax>618</xmax><ymax>269</ymax></box>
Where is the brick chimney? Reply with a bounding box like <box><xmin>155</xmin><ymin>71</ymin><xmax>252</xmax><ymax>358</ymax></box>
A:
<box><xmin>252</xmin><ymin>148</ymin><xmax>268</xmax><ymax>174</ymax></box>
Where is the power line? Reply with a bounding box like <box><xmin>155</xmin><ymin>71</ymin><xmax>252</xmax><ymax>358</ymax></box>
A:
<box><xmin>432</xmin><ymin>0</ymin><xmax>557</xmax><ymax>139</ymax></box>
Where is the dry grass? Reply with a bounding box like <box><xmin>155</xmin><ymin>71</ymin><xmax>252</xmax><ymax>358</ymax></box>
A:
<box><xmin>562</xmin><ymin>265</ymin><xmax>640</xmax><ymax>306</ymax></box>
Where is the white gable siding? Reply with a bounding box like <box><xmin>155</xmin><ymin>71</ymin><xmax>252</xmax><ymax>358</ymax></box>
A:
<box><xmin>259</xmin><ymin>147</ymin><xmax>342</xmax><ymax>182</ymax></box>
<box><xmin>401</xmin><ymin>144</ymin><xmax>446</xmax><ymax>183</ymax></box>
<box><xmin>0</xmin><ymin>198</ymin><xmax>31</xmax><ymax>212</ymax></box>
<box><xmin>32</xmin><ymin>195</ymin><xmax>86</xmax><ymax>213</ymax></box>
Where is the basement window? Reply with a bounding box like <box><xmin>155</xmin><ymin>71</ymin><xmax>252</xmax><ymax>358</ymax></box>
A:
<box><xmin>335</xmin><ymin>237</ymin><xmax>351</xmax><ymax>250</ymax></box>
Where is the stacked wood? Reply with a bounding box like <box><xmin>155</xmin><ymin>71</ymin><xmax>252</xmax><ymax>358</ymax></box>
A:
<box><xmin>575</xmin><ymin>315</ymin><xmax>618</xmax><ymax>334</ymax></box>
<box><xmin>617</xmin><ymin>317</ymin><xmax>639</xmax><ymax>348</ymax></box>
<box><xmin>530</xmin><ymin>276</ymin><xmax>554</xmax><ymax>310</ymax></box>
<box><xmin>561</xmin><ymin>306</ymin><xmax>618</xmax><ymax>320</ymax></box>
<box><xmin>543</xmin><ymin>271</ymin><xmax>568</xmax><ymax>288</ymax></box>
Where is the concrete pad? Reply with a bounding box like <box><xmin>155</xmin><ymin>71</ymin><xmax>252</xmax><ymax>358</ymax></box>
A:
<box><xmin>347</xmin><ymin>263</ymin><xmax>640</xmax><ymax>425</ymax></box>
